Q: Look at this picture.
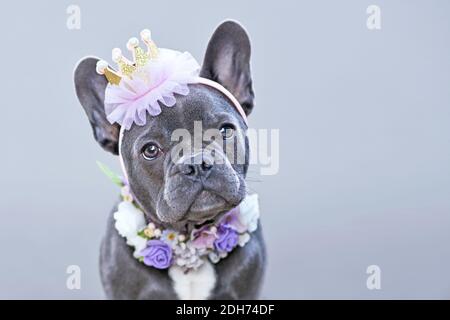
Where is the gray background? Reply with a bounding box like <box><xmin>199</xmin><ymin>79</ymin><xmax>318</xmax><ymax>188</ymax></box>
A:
<box><xmin>1</xmin><ymin>0</ymin><xmax>449</xmax><ymax>299</ymax></box>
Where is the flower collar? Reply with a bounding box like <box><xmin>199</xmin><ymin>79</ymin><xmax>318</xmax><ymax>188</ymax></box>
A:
<box><xmin>101</xmin><ymin>164</ymin><xmax>260</xmax><ymax>272</ymax></box>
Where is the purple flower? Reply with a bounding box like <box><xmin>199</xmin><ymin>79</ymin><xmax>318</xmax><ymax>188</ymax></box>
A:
<box><xmin>191</xmin><ymin>226</ymin><xmax>218</xmax><ymax>249</ymax></box>
<box><xmin>140</xmin><ymin>240</ymin><xmax>172</xmax><ymax>269</ymax></box>
<box><xmin>214</xmin><ymin>224</ymin><xmax>239</xmax><ymax>253</ymax></box>
<box><xmin>219</xmin><ymin>208</ymin><xmax>246</xmax><ymax>233</ymax></box>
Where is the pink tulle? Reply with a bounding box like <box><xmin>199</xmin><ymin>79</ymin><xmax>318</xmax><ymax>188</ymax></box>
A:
<box><xmin>104</xmin><ymin>49</ymin><xmax>200</xmax><ymax>130</ymax></box>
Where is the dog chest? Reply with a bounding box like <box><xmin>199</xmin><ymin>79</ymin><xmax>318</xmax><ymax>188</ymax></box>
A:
<box><xmin>168</xmin><ymin>260</ymin><xmax>216</xmax><ymax>300</ymax></box>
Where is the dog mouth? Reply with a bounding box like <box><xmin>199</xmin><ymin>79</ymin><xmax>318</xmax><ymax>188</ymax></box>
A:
<box><xmin>190</xmin><ymin>190</ymin><xmax>226</xmax><ymax>212</ymax></box>
<box><xmin>186</xmin><ymin>190</ymin><xmax>228</xmax><ymax>226</ymax></box>
<box><xmin>194</xmin><ymin>218</ymin><xmax>215</xmax><ymax>229</ymax></box>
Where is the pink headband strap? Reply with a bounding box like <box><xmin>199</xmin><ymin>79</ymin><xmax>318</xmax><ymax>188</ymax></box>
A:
<box><xmin>194</xmin><ymin>77</ymin><xmax>248</xmax><ymax>126</ymax></box>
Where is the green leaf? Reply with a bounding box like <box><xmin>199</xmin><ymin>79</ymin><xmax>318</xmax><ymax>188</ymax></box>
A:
<box><xmin>96</xmin><ymin>161</ymin><xmax>124</xmax><ymax>187</ymax></box>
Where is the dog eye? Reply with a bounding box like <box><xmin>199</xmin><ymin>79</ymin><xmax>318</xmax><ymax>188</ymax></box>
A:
<box><xmin>142</xmin><ymin>143</ymin><xmax>162</xmax><ymax>160</ymax></box>
<box><xmin>220</xmin><ymin>124</ymin><xmax>235</xmax><ymax>139</ymax></box>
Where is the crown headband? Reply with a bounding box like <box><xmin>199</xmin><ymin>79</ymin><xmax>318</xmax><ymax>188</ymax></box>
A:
<box><xmin>95</xmin><ymin>29</ymin><xmax>248</xmax><ymax>131</ymax></box>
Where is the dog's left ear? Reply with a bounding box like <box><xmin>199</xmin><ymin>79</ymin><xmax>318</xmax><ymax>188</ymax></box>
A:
<box><xmin>200</xmin><ymin>20</ymin><xmax>254</xmax><ymax>116</ymax></box>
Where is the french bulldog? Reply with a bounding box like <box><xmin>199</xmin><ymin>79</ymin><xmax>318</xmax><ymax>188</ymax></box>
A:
<box><xmin>74</xmin><ymin>20</ymin><xmax>266</xmax><ymax>299</ymax></box>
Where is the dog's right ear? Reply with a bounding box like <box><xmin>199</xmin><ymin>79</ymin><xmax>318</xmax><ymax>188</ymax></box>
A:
<box><xmin>74</xmin><ymin>57</ymin><xmax>120</xmax><ymax>155</ymax></box>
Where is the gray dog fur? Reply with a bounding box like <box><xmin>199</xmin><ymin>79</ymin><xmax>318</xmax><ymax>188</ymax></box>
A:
<box><xmin>74</xmin><ymin>21</ymin><xmax>266</xmax><ymax>299</ymax></box>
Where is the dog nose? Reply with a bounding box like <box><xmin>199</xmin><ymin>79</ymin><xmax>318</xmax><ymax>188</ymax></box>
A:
<box><xmin>180</xmin><ymin>153</ymin><xmax>214</xmax><ymax>177</ymax></box>
<box><xmin>184</xmin><ymin>161</ymin><xmax>212</xmax><ymax>176</ymax></box>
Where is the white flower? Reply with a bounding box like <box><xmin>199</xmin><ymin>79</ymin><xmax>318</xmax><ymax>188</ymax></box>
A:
<box><xmin>176</xmin><ymin>258</ymin><xmax>187</xmax><ymax>267</ymax></box>
<box><xmin>172</xmin><ymin>241</ymin><xmax>206</xmax><ymax>269</ymax></box>
<box><xmin>192</xmin><ymin>258</ymin><xmax>204</xmax><ymax>269</ymax></box>
<box><xmin>208</xmin><ymin>252</ymin><xmax>220</xmax><ymax>264</ymax></box>
<box><xmin>238</xmin><ymin>233</ymin><xmax>251</xmax><ymax>247</ymax></box>
<box><xmin>161</xmin><ymin>229</ymin><xmax>179</xmax><ymax>247</ymax></box>
<box><xmin>113</xmin><ymin>201</ymin><xmax>146</xmax><ymax>239</ymax></box>
<box><xmin>238</xmin><ymin>194</ymin><xmax>260</xmax><ymax>232</ymax></box>
<box><xmin>129</xmin><ymin>235</ymin><xmax>147</xmax><ymax>258</ymax></box>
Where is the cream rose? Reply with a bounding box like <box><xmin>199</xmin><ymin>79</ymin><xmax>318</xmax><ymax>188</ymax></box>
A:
<box><xmin>238</xmin><ymin>194</ymin><xmax>260</xmax><ymax>232</ymax></box>
<box><xmin>113</xmin><ymin>201</ymin><xmax>146</xmax><ymax>239</ymax></box>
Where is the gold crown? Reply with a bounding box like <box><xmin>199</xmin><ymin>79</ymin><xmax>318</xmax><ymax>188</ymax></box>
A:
<box><xmin>95</xmin><ymin>29</ymin><xmax>159</xmax><ymax>85</ymax></box>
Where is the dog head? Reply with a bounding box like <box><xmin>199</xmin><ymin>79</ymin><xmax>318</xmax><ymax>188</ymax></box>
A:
<box><xmin>74</xmin><ymin>21</ymin><xmax>254</xmax><ymax>232</ymax></box>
